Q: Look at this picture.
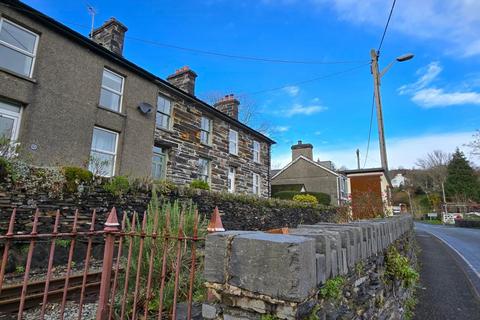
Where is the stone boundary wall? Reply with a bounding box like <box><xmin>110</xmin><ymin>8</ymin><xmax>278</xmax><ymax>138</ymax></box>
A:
<box><xmin>0</xmin><ymin>186</ymin><xmax>337</xmax><ymax>234</ymax></box>
<box><xmin>203</xmin><ymin>215</ymin><xmax>415</xmax><ymax>320</ymax></box>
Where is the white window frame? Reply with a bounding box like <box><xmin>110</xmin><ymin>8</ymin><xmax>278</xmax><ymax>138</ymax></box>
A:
<box><xmin>156</xmin><ymin>95</ymin><xmax>172</xmax><ymax>130</ymax></box>
<box><xmin>0</xmin><ymin>101</ymin><xmax>22</xmax><ymax>141</ymax></box>
<box><xmin>0</xmin><ymin>18</ymin><xmax>40</xmax><ymax>78</ymax></box>
<box><xmin>152</xmin><ymin>146</ymin><xmax>167</xmax><ymax>180</ymax></box>
<box><xmin>253</xmin><ymin>140</ymin><xmax>260</xmax><ymax>163</ymax></box>
<box><xmin>89</xmin><ymin>127</ymin><xmax>119</xmax><ymax>177</ymax></box>
<box><xmin>197</xmin><ymin>158</ymin><xmax>210</xmax><ymax>183</ymax></box>
<box><xmin>229</xmin><ymin>129</ymin><xmax>238</xmax><ymax>155</ymax></box>
<box><xmin>200</xmin><ymin>116</ymin><xmax>212</xmax><ymax>145</ymax></box>
<box><xmin>252</xmin><ymin>173</ymin><xmax>260</xmax><ymax>196</ymax></box>
<box><xmin>228</xmin><ymin>167</ymin><xmax>236</xmax><ymax>193</ymax></box>
<box><xmin>99</xmin><ymin>68</ymin><xmax>124</xmax><ymax>112</ymax></box>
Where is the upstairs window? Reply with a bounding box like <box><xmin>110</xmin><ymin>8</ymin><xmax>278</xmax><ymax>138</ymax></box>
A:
<box><xmin>152</xmin><ymin>146</ymin><xmax>167</xmax><ymax>180</ymax></box>
<box><xmin>89</xmin><ymin>127</ymin><xmax>118</xmax><ymax>177</ymax></box>
<box><xmin>229</xmin><ymin>129</ymin><xmax>238</xmax><ymax>155</ymax></box>
<box><xmin>156</xmin><ymin>95</ymin><xmax>172</xmax><ymax>129</ymax></box>
<box><xmin>0</xmin><ymin>101</ymin><xmax>21</xmax><ymax>141</ymax></box>
<box><xmin>99</xmin><ymin>69</ymin><xmax>124</xmax><ymax>112</ymax></box>
<box><xmin>200</xmin><ymin>116</ymin><xmax>212</xmax><ymax>145</ymax></box>
<box><xmin>253</xmin><ymin>141</ymin><xmax>260</xmax><ymax>163</ymax></box>
<box><xmin>0</xmin><ymin>18</ymin><xmax>39</xmax><ymax>77</ymax></box>
<box><xmin>197</xmin><ymin>158</ymin><xmax>210</xmax><ymax>182</ymax></box>
<box><xmin>252</xmin><ymin>173</ymin><xmax>260</xmax><ymax>196</ymax></box>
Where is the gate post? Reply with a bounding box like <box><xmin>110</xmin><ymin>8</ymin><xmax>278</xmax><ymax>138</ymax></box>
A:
<box><xmin>96</xmin><ymin>208</ymin><xmax>120</xmax><ymax>320</ymax></box>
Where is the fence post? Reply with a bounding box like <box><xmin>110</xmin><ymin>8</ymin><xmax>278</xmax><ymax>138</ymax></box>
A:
<box><xmin>96</xmin><ymin>208</ymin><xmax>120</xmax><ymax>320</ymax></box>
<box><xmin>207</xmin><ymin>207</ymin><xmax>225</xmax><ymax>233</ymax></box>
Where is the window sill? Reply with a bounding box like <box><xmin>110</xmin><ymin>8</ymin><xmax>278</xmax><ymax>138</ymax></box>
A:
<box><xmin>97</xmin><ymin>105</ymin><xmax>126</xmax><ymax>117</ymax></box>
<box><xmin>0</xmin><ymin>67</ymin><xmax>37</xmax><ymax>84</ymax></box>
<box><xmin>200</xmin><ymin>142</ymin><xmax>213</xmax><ymax>148</ymax></box>
<box><xmin>156</xmin><ymin>126</ymin><xmax>175</xmax><ymax>134</ymax></box>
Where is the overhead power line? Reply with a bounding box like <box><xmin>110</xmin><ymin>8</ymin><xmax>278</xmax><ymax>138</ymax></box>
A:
<box><xmin>0</xmin><ymin>2</ymin><xmax>366</xmax><ymax>66</ymax></box>
<box><xmin>125</xmin><ymin>36</ymin><xmax>367</xmax><ymax>65</ymax></box>
<box><xmin>363</xmin><ymin>92</ymin><xmax>376</xmax><ymax>168</ymax></box>
<box><xmin>247</xmin><ymin>62</ymin><xmax>370</xmax><ymax>96</ymax></box>
<box><xmin>377</xmin><ymin>0</ymin><xmax>397</xmax><ymax>53</ymax></box>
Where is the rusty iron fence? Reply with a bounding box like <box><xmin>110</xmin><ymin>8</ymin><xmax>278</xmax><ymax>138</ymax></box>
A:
<box><xmin>0</xmin><ymin>205</ymin><xmax>223</xmax><ymax>320</ymax></box>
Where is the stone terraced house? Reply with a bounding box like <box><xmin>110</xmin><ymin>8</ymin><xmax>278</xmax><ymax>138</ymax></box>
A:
<box><xmin>0</xmin><ymin>0</ymin><xmax>274</xmax><ymax>197</ymax></box>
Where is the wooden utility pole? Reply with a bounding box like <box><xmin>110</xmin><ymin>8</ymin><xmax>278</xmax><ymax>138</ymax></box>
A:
<box><xmin>370</xmin><ymin>49</ymin><xmax>389</xmax><ymax>172</ymax></box>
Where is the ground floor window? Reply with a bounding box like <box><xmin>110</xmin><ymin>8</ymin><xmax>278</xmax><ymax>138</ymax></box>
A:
<box><xmin>252</xmin><ymin>173</ymin><xmax>260</xmax><ymax>195</ymax></box>
<box><xmin>197</xmin><ymin>158</ymin><xmax>210</xmax><ymax>182</ymax></box>
<box><xmin>0</xmin><ymin>100</ymin><xmax>21</xmax><ymax>141</ymax></box>
<box><xmin>89</xmin><ymin>127</ymin><xmax>118</xmax><ymax>177</ymax></box>
<box><xmin>228</xmin><ymin>167</ymin><xmax>236</xmax><ymax>193</ymax></box>
<box><xmin>152</xmin><ymin>146</ymin><xmax>167</xmax><ymax>180</ymax></box>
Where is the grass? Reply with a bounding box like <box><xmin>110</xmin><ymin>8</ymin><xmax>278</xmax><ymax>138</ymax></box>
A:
<box><xmin>417</xmin><ymin>219</ymin><xmax>443</xmax><ymax>225</ymax></box>
<box><xmin>112</xmin><ymin>189</ymin><xmax>207</xmax><ymax>318</ymax></box>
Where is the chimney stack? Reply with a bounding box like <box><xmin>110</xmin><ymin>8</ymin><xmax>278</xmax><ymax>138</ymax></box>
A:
<box><xmin>291</xmin><ymin>140</ymin><xmax>313</xmax><ymax>161</ymax></box>
<box><xmin>167</xmin><ymin>66</ymin><xmax>197</xmax><ymax>95</ymax></box>
<box><xmin>92</xmin><ymin>18</ymin><xmax>128</xmax><ymax>56</ymax></box>
<box><xmin>214</xmin><ymin>94</ymin><xmax>240</xmax><ymax>120</ymax></box>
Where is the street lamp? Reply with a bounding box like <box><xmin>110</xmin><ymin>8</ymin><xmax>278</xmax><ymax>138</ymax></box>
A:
<box><xmin>370</xmin><ymin>49</ymin><xmax>414</xmax><ymax>172</ymax></box>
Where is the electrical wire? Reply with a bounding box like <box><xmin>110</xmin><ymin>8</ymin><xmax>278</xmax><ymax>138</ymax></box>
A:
<box><xmin>125</xmin><ymin>35</ymin><xmax>367</xmax><ymax>65</ymax></box>
<box><xmin>377</xmin><ymin>0</ymin><xmax>397</xmax><ymax>53</ymax></box>
<box><xmin>363</xmin><ymin>92</ymin><xmax>376</xmax><ymax>169</ymax></box>
<box><xmin>247</xmin><ymin>62</ymin><xmax>370</xmax><ymax>96</ymax></box>
<box><xmin>0</xmin><ymin>2</ymin><xmax>367</xmax><ymax>66</ymax></box>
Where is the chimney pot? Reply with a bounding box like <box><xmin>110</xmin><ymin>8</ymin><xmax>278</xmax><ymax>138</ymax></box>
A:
<box><xmin>291</xmin><ymin>141</ymin><xmax>313</xmax><ymax>161</ymax></box>
<box><xmin>167</xmin><ymin>66</ymin><xmax>198</xmax><ymax>95</ymax></box>
<box><xmin>92</xmin><ymin>18</ymin><xmax>128</xmax><ymax>56</ymax></box>
<box><xmin>214</xmin><ymin>93</ymin><xmax>240</xmax><ymax>120</ymax></box>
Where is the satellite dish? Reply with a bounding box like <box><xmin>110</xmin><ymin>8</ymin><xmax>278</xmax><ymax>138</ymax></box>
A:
<box><xmin>138</xmin><ymin>102</ymin><xmax>153</xmax><ymax>114</ymax></box>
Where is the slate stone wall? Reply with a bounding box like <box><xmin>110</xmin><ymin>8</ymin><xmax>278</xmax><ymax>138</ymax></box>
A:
<box><xmin>0</xmin><ymin>184</ymin><xmax>337</xmax><ymax>234</ymax></box>
<box><xmin>154</xmin><ymin>89</ymin><xmax>271</xmax><ymax>197</ymax></box>
<box><xmin>203</xmin><ymin>215</ymin><xmax>416</xmax><ymax>320</ymax></box>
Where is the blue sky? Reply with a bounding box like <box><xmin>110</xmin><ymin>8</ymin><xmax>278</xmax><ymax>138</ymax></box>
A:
<box><xmin>23</xmin><ymin>0</ymin><xmax>480</xmax><ymax>169</ymax></box>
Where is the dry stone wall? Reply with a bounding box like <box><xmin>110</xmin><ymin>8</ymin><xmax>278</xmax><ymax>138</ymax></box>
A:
<box><xmin>203</xmin><ymin>215</ymin><xmax>416</xmax><ymax>320</ymax></box>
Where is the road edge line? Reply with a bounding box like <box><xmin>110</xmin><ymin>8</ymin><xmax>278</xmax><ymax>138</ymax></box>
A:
<box><xmin>424</xmin><ymin>230</ymin><xmax>480</xmax><ymax>300</ymax></box>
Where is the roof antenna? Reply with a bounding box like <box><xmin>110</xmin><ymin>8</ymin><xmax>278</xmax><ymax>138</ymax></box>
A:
<box><xmin>86</xmin><ymin>3</ymin><xmax>97</xmax><ymax>39</ymax></box>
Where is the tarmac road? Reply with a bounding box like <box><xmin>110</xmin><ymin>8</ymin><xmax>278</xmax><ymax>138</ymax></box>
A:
<box><xmin>414</xmin><ymin>223</ymin><xmax>480</xmax><ymax>320</ymax></box>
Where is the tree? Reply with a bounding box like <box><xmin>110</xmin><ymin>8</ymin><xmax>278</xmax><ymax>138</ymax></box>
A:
<box><xmin>466</xmin><ymin>129</ymin><xmax>480</xmax><ymax>158</ymax></box>
<box><xmin>201</xmin><ymin>91</ymin><xmax>271</xmax><ymax>134</ymax></box>
<box><xmin>444</xmin><ymin>149</ymin><xmax>480</xmax><ymax>202</ymax></box>
<box><xmin>415</xmin><ymin>150</ymin><xmax>451</xmax><ymax>193</ymax></box>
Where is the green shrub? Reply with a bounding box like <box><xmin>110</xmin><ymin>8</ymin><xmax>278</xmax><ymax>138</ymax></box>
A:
<box><xmin>103</xmin><ymin>176</ymin><xmax>130</xmax><ymax>196</ymax></box>
<box><xmin>385</xmin><ymin>246</ymin><xmax>419</xmax><ymax>288</ymax></box>
<box><xmin>272</xmin><ymin>190</ymin><xmax>299</xmax><ymax>200</ymax></box>
<box><xmin>319</xmin><ymin>276</ymin><xmax>345</xmax><ymax>300</ymax></box>
<box><xmin>154</xmin><ymin>179</ymin><xmax>178</xmax><ymax>195</ymax></box>
<box><xmin>310</xmin><ymin>192</ymin><xmax>331</xmax><ymax>205</ymax></box>
<box><xmin>0</xmin><ymin>157</ymin><xmax>12</xmax><ymax>181</ymax></box>
<box><xmin>189</xmin><ymin>179</ymin><xmax>210</xmax><ymax>190</ymax></box>
<box><xmin>293</xmin><ymin>194</ymin><xmax>319</xmax><ymax>205</ymax></box>
<box><xmin>63</xmin><ymin>166</ymin><xmax>93</xmax><ymax>193</ymax></box>
<box><xmin>273</xmin><ymin>191</ymin><xmax>331</xmax><ymax>205</ymax></box>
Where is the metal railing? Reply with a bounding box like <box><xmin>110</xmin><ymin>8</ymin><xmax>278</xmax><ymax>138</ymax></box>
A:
<box><xmin>0</xmin><ymin>205</ymin><xmax>217</xmax><ymax>320</ymax></box>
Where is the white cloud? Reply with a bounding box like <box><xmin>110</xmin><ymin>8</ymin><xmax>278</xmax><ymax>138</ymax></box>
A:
<box><xmin>284</xmin><ymin>103</ymin><xmax>327</xmax><ymax>116</ymax></box>
<box><xmin>397</xmin><ymin>62</ymin><xmax>442</xmax><ymax>95</ymax></box>
<box><xmin>273</xmin><ymin>126</ymin><xmax>290</xmax><ymax>132</ymax></box>
<box><xmin>411</xmin><ymin>88</ymin><xmax>480</xmax><ymax>108</ymax></box>
<box><xmin>283</xmin><ymin>85</ymin><xmax>300</xmax><ymax>97</ymax></box>
<box><xmin>264</xmin><ymin>0</ymin><xmax>480</xmax><ymax>58</ymax></box>
<box><xmin>271</xmin><ymin>131</ymin><xmax>479</xmax><ymax>169</ymax></box>
<box><xmin>399</xmin><ymin>62</ymin><xmax>480</xmax><ymax>108</ymax></box>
